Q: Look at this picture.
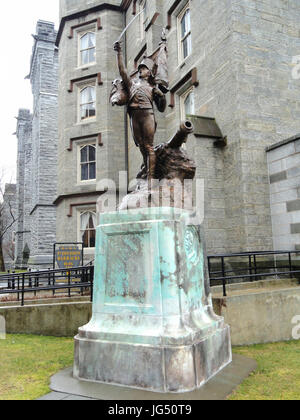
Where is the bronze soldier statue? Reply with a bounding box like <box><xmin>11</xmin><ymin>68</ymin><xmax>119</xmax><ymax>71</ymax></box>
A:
<box><xmin>113</xmin><ymin>41</ymin><xmax>167</xmax><ymax>181</ymax></box>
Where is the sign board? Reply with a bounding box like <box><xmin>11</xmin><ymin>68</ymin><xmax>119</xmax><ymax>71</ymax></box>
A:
<box><xmin>55</xmin><ymin>245</ymin><xmax>83</xmax><ymax>269</ymax></box>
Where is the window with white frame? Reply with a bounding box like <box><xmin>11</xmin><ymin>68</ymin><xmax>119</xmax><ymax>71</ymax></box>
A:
<box><xmin>79</xmin><ymin>31</ymin><xmax>96</xmax><ymax>66</ymax></box>
<box><xmin>80</xmin><ymin>211</ymin><xmax>96</xmax><ymax>249</ymax></box>
<box><xmin>80</xmin><ymin>144</ymin><xmax>96</xmax><ymax>181</ymax></box>
<box><xmin>178</xmin><ymin>3</ymin><xmax>192</xmax><ymax>61</ymax></box>
<box><xmin>180</xmin><ymin>87</ymin><xmax>195</xmax><ymax>120</ymax></box>
<box><xmin>80</xmin><ymin>85</ymin><xmax>96</xmax><ymax>120</ymax></box>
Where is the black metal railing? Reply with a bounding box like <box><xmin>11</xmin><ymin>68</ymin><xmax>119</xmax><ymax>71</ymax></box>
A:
<box><xmin>208</xmin><ymin>250</ymin><xmax>300</xmax><ymax>297</ymax></box>
<box><xmin>0</xmin><ymin>266</ymin><xmax>94</xmax><ymax>307</ymax></box>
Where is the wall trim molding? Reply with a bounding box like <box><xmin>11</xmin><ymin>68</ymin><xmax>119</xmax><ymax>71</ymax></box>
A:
<box><xmin>53</xmin><ymin>191</ymin><xmax>102</xmax><ymax>207</ymax></box>
<box><xmin>68</xmin><ymin>73</ymin><xmax>103</xmax><ymax>93</ymax></box>
<box><xmin>169</xmin><ymin>68</ymin><xmax>199</xmax><ymax>108</ymax></box>
<box><xmin>67</xmin><ymin>133</ymin><xmax>103</xmax><ymax>151</ymax></box>
<box><xmin>68</xmin><ymin>18</ymin><xmax>103</xmax><ymax>39</ymax></box>
<box><xmin>166</xmin><ymin>0</ymin><xmax>182</xmax><ymax>30</ymax></box>
<box><xmin>67</xmin><ymin>202</ymin><xmax>97</xmax><ymax>217</ymax></box>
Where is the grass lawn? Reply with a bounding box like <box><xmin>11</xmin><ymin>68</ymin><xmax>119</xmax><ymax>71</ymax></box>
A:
<box><xmin>230</xmin><ymin>340</ymin><xmax>300</xmax><ymax>400</ymax></box>
<box><xmin>0</xmin><ymin>335</ymin><xmax>299</xmax><ymax>400</ymax></box>
<box><xmin>0</xmin><ymin>270</ymin><xmax>27</xmax><ymax>275</ymax></box>
<box><xmin>0</xmin><ymin>335</ymin><xmax>74</xmax><ymax>400</ymax></box>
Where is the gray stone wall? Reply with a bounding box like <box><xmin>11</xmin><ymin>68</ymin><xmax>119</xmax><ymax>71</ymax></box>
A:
<box><xmin>267</xmin><ymin>135</ymin><xmax>300</xmax><ymax>251</ymax></box>
<box><xmin>2</xmin><ymin>184</ymin><xmax>17</xmax><ymax>269</ymax></box>
<box><xmin>15</xmin><ymin>109</ymin><xmax>32</xmax><ymax>267</ymax></box>
<box><xmin>226</xmin><ymin>0</ymin><xmax>300</xmax><ymax>252</ymax></box>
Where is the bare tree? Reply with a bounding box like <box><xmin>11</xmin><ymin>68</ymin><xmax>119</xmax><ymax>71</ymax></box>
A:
<box><xmin>0</xmin><ymin>173</ymin><xmax>18</xmax><ymax>272</ymax></box>
<box><xmin>3</xmin><ymin>240</ymin><xmax>15</xmax><ymax>261</ymax></box>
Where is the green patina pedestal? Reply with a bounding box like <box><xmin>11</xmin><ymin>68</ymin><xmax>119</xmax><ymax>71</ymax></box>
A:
<box><xmin>74</xmin><ymin>208</ymin><xmax>232</xmax><ymax>393</ymax></box>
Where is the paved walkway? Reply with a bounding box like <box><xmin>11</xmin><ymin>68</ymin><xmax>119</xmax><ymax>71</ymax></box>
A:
<box><xmin>38</xmin><ymin>354</ymin><xmax>257</xmax><ymax>401</ymax></box>
<box><xmin>38</xmin><ymin>392</ymin><xmax>96</xmax><ymax>401</ymax></box>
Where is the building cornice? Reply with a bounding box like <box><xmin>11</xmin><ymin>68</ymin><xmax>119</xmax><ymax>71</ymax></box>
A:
<box><xmin>56</xmin><ymin>2</ymin><xmax>124</xmax><ymax>47</ymax></box>
<box><xmin>53</xmin><ymin>191</ymin><xmax>103</xmax><ymax>206</ymax></box>
<box><xmin>266</xmin><ymin>134</ymin><xmax>300</xmax><ymax>153</ymax></box>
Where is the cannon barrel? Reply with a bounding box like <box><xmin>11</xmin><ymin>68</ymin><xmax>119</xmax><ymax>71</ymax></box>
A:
<box><xmin>168</xmin><ymin>121</ymin><xmax>194</xmax><ymax>149</ymax></box>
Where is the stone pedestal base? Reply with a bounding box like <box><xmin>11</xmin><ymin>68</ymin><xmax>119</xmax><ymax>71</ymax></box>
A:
<box><xmin>74</xmin><ymin>324</ymin><xmax>231</xmax><ymax>393</ymax></box>
<box><xmin>74</xmin><ymin>208</ymin><xmax>232</xmax><ymax>393</ymax></box>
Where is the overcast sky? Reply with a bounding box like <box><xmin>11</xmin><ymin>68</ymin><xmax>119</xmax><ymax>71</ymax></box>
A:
<box><xmin>0</xmin><ymin>1</ymin><xmax>59</xmax><ymax>184</ymax></box>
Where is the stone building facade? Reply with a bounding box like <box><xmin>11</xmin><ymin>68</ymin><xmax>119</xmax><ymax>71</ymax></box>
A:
<box><xmin>1</xmin><ymin>184</ymin><xmax>17</xmax><ymax>269</ymax></box>
<box><xmin>55</xmin><ymin>0</ymin><xmax>300</xmax><ymax>256</ymax></box>
<box><xmin>15</xmin><ymin>21</ymin><xmax>58</xmax><ymax>269</ymax></box>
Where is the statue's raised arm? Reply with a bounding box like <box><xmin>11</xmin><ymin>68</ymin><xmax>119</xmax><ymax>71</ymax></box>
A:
<box><xmin>113</xmin><ymin>42</ymin><xmax>132</xmax><ymax>92</ymax></box>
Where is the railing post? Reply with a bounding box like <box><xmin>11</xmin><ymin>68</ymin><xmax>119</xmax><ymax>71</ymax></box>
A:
<box><xmin>34</xmin><ymin>274</ymin><xmax>38</xmax><ymax>297</ymax></box>
<box><xmin>249</xmin><ymin>255</ymin><xmax>252</xmax><ymax>278</ymax></box>
<box><xmin>21</xmin><ymin>273</ymin><xmax>25</xmax><ymax>307</ymax></box>
<box><xmin>17</xmin><ymin>275</ymin><xmax>20</xmax><ymax>302</ymax></box>
<box><xmin>221</xmin><ymin>257</ymin><xmax>227</xmax><ymax>297</ymax></box>
<box><xmin>208</xmin><ymin>257</ymin><xmax>212</xmax><ymax>279</ymax></box>
<box><xmin>68</xmin><ymin>270</ymin><xmax>71</xmax><ymax>298</ymax></box>
<box><xmin>253</xmin><ymin>255</ymin><xmax>257</xmax><ymax>279</ymax></box>
<box><xmin>80</xmin><ymin>268</ymin><xmax>84</xmax><ymax>296</ymax></box>
<box><xmin>53</xmin><ymin>271</ymin><xmax>56</xmax><ymax>296</ymax></box>
<box><xmin>289</xmin><ymin>253</ymin><xmax>293</xmax><ymax>279</ymax></box>
<box><xmin>90</xmin><ymin>270</ymin><xmax>94</xmax><ymax>303</ymax></box>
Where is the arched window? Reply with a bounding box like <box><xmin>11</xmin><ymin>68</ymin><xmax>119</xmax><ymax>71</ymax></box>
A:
<box><xmin>80</xmin><ymin>144</ymin><xmax>96</xmax><ymax>181</ymax></box>
<box><xmin>184</xmin><ymin>89</ymin><xmax>195</xmax><ymax>116</ymax></box>
<box><xmin>80</xmin><ymin>86</ymin><xmax>96</xmax><ymax>120</ymax></box>
<box><xmin>181</xmin><ymin>88</ymin><xmax>195</xmax><ymax>120</ymax></box>
<box><xmin>80</xmin><ymin>32</ymin><xmax>96</xmax><ymax>66</ymax></box>
<box><xmin>179</xmin><ymin>5</ymin><xmax>192</xmax><ymax>60</ymax></box>
<box><xmin>80</xmin><ymin>211</ymin><xmax>96</xmax><ymax>249</ymax></box>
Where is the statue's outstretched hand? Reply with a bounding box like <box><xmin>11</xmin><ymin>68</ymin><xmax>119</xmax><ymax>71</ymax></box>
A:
<box><xmin>114</xmin><ymin>42</ymin><xmax>122</xmax><ymax>53</ymax></box>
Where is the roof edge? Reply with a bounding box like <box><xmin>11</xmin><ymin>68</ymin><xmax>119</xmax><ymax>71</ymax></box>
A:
<box><xmin>266</xmin><ymin>133</ymin><xmax>300</xmax><ymax>153</ymax></box>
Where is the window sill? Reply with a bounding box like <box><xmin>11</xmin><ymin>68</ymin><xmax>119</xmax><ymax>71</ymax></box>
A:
<box><xmin>77</xmin><ymin>118</ymin><xmax>97</xmax><ymax>125</ymax></box>
<box><xmin>177</xmin><ymin>54</ymin><xmax>192</xmax><ymax>71</ymax></box>
<box><xmin>77</xmin><ymin>63</ymin><xmax>96</xmax><ymax>71</ymax></box>
<box><xmin>77</xmin><ymin>180</ymin><xmax>97</xmax><ymax>186</ymax></box>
